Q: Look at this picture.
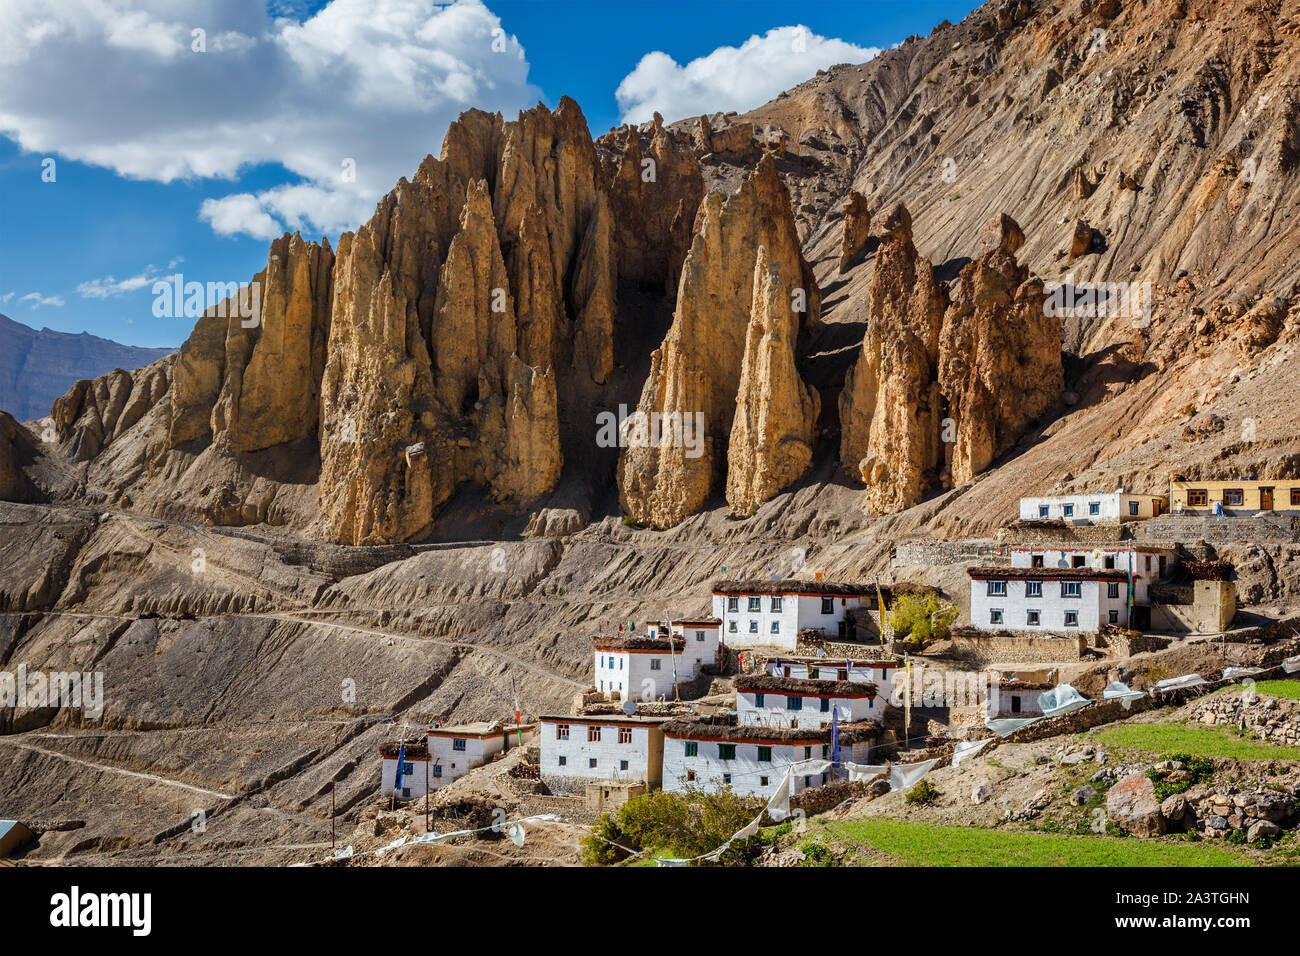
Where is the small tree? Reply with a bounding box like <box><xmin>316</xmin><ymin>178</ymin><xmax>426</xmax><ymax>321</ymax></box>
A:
<box><xmin>888</xmin><ymin>592</ymin><xmax>957</xmax><ymax>648</ymax></box>
<box><xmin>580</xmin><ymin>787</ymin><xmax>765</xmax><ymax>866</ymax></box>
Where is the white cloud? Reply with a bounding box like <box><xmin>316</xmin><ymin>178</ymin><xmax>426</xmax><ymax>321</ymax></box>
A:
<box><xmin>0</xmin><ymin>0</ymin><xmax>538</xmax><ymax>239</ymax></box>
<box><xmin>615</xmin><ymin>25</ymin><xmax>881</xmax><ymax>125</ymax></box>
<box><xmin>1</xmin><ymin>292</ymin><xmax>13</xmax><ymax>304</ymax></box>
<box><xmin>77</xmin><ymin>264</ymin><xmax>181</xmax><ymax>299</ymax></box>
<box><xmin>19</xmin><ymin>292</ymin><xmax>65</xmax><ymax>309</ymax></box>
<box><xmin>198</xmin><ymin>194</ymin><xmax>286</xmax><ymax>241</ymax></box>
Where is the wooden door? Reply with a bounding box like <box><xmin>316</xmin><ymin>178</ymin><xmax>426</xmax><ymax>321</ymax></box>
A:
<box><xmin>1261</xmin><ymin>487</ymin><xmax>1274</xmax><ymax>510</ymax></box>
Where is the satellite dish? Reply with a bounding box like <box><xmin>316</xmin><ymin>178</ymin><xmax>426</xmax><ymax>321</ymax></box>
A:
<box><xmin>621</xmin><ymin>700</ymin><xmax>637</xmax><ymax>716</ymax></box>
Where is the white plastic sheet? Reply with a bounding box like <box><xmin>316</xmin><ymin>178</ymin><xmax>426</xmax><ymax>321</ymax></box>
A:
<box><xmin>1283</xmin><ymin>655</ymin><xmax>1300</xmax><ymax>674</ymax></box>
<box><xmin>846</xmin><ymin>762</ymin><xmax>889</xmax><ymax>783</ymax></box>
<box><xmin>951</xmin><ymin>738</ymin><xmax>993</xmax><ymax>767</ymax></box>
<box><xmin>890</xmin><ymin>758</ymin><xmax>939</xmax><ymax>792</ymax></box>
<box><xmin>1153</xmin><ymin>674</ymin><xmax>1207</xmax><ymax>693</ymax></box>
<box><xmin>1103</xmin><ymin>681</ymin><xmax>1146</xmax><ymax>710</ymax></box>
<box><xmin>986</xmin><ymin>717</ymin><xmax>1039</xmax><ymax>737</ymax></box>
<box><xmin>1223</xmin><ymin>667</ymin><xmax>1263</xmax><ymax>681</ymax></box>
<box><xmin>1038</xmin><ymin>683</ymin><xmax>1090</xmax><ymax>718</ymax></box>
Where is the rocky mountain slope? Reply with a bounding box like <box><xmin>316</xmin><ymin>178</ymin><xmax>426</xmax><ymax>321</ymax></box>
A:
<box><xmin>5</xmin><ymin>0</ymin><xmax>1300</xmax><ymax>864</ymax></box>
<box><xmin>0</xmin><ymin>314</ymin><xmax>172</xmax><ymax>424</ymax></box>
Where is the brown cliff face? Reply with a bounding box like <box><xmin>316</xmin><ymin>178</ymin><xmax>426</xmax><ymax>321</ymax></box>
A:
<box><xmin>618</xmin><ymin>155</ymin><xmax>820</xmax><ymax>529</ymax></box>
<box><xmin>57</xmin><ymin>362</ymin><xmax>171</xmax><ymax>462</ymax></box>
<box><xmin>168</xmin><ymin>234</ymin><xmax>333</xmax><ymax>454</ymax></box>
<box><xmin>0</xmin><ymin>412</ymin><xmax>38</xmax><ymax>501</ymax></box>
<box><xmin>317</xmin><ymin>99</ymin><xmax>617</xmax><ymax>543</ymax></box>
<box><xmin>725</xmin><ymin>247</ymin><xmax>820</xmax><ymax>515</ymax></box>
<box><xmin>601</xmin><ymin>113</ymin><xmax>705</xmax><ymax>292</ymax></box>
<box><xmin>939</xmin><ymin>214</ymin><xmax>1062</xmax><ymax>487</ymax></box>
<box><xmin>839</xmin><ymin>203</ymin><xmax>949</xmax><ymax>514</ymax></box>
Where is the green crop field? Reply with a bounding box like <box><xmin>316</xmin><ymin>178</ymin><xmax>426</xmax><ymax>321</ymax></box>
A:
<box><xmin>806</xmin><ymin>820</ymin><xmax>1254</xmax><ymax>866</ymax></box>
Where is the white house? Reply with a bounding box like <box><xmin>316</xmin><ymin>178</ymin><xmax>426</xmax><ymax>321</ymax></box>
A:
<box><xmin>593</xmin><ymin>618</ymin><xmax>720</xmax><ymax>700</ymax></box>
<box><xmin>764</xmin><ymin>656</ymin><xmax>899</xmax><ymax>704</ymax></box>
<box><xmin>379</xmin><ymin>740</ymin><xmax>432</xmax><ymax>801</ymax></box>
<box><xmin>712</xmin><ymin>580</ymin><xmax>872</xmax><ymax>651</ymax></box>
<box><xmin>733</xmin><ymin>675</ymin><xmax>882</xmax><ymax>729</ymax></box>
<box><xmin>1019</xmin><ymin>492</ymin><xmax>1165</xmax><ymax>524</ymax></box>
<box><xmin>661</xmin><ymin>716</ymin><xmax>880</xmax><ymax>800</ymax></box>
<box><xmin>1010</xmin><ymin>545</ymin><xmax>1176</xmax><ymax>607</ymax></box>
<box><xmin>968</xmin><ymin>566</ymin><xmax>1133</xmax><ymax>632</ymax></box>
<box><xmin>424</xmin><ymin>721</ymin><xmax>532</xmax><ymax>791</ymax></box>
<box><xmin>988</xmin><ymin>678</ymin><xmax>1053</xmax><ymax>718</ymax></box>
<box><xmin>539</xmin><ymin>714</ymin><xmax>667</xmax><ymax>794</ymax></box>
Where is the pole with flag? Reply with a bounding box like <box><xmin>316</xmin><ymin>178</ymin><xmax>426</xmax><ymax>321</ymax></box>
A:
<box><xmin>904</xmin><ymin>656</ymin><xmax>912</xmax><ymax>743</ymax></box>
<box><xmin>667</xmin><ymin>611</ymin><xmax>679</xmax><ymax>701</ymax></box>
<box><xmin>392</xmin><ymin>738</ymin><xmax>406</xmax><ymax>810</ymax></box>
<box><xmin>512</xmin><ymin>677</ymin><xmax>524</xmax><ymax>751</ymax></box>
<box><xmin>831</xmin><ymin>708</ymin><xmax>841</xmax><ymax>771</ymax></box>
<box><xmin>875</xmin><ymin>577</ymin><xmax>890</xmax><ymax>646</ymax></box>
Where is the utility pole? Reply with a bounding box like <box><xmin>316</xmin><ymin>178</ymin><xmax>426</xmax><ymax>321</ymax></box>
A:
<box><xmin>425</xmin><ymin>758</ymin><xmax>430</xmax><ymax>833</ymax></box>
<box><xmin>331</xmin><ymin>781</ymin><xmax>335</xmax><ymax>853</ymax></box>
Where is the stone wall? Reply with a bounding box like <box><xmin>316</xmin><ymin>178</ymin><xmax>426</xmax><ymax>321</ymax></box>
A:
<box><xmin>945</xmin><ymin>629</ymin><xmax>1087</xmax><ymax>665</ymax></box>
<box><xmin>1136</xmin><ymin>514</ymin><xmax>1300</xmax><ymax>545</ymax></box>
<box><xmin>892</xmin><ymin>540</ymin><xmax>1002</xmax><ymax>567</ymax></box>
<box><xmin>1184</xmin><ymin>691</ymin><xmax>1300</xmax><ymax>746</ymax></box>
<box><xmin>794</xmin><ymin>635</ymin><xmax>894</xmax><ymax>660</ymax></box>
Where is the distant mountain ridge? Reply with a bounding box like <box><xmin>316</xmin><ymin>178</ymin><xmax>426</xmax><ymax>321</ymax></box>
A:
<box><xmin>0</xmin><ymin>313</ymin><xmax>173</xmax><ymax>422</ymax></box>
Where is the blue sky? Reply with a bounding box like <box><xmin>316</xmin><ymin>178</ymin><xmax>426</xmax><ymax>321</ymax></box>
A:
<box><xmin>0</xmin><ymin>0</ymin><xmax>978</xmax><ymax>348</ymax></box>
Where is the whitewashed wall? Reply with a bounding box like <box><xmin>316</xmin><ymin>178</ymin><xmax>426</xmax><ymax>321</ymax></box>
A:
<box><xmin>539</xmin><ymin>719</ymin><xmax>663</xmax><ymax>793</ymax></box>
<box><xmin>662</xmin><ymin>736</ymin><xmax>873</xmax><ymax>800</ymax></box>
<box><xmin>736</xmin><ymin>690</ymin><xmax>879</xmax><ymax>729</ymax></box>
<box><xmin>379</xmin><ymin>755</ymin><xmax>432</xmax><ymax>799</ymax></box>
<box><xmin>1018</xmin><ymin>494</ymin><xmax>1162</xmax><ymax>523</ymax></box>
<box><xmin>765</xmin><ymin>660</ymin><xmax>898</xmax><ymax>704</ymax></box>
<box><xmin>971</xmin><ymin>576</ymin><xmax>1130</xmax><ymax>631</ymax></box>
<box><xmin>712</xmin><ymin>591</ymin><xmax>861</xmax><ymax>651</ymax></box>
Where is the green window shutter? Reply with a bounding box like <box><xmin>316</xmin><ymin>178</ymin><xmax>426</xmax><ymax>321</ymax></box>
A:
<box><xmin>684</xmin><ymin>741</ymin><xmax>697</xmax><ymax>758</ymax></box>
<box><xmin>757</xmin><ymin>746</ymin><xmax>771</xmax><ymax>762</ymax></box>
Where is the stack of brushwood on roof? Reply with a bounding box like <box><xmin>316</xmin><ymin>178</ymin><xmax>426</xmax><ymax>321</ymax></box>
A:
<box><xmin>1180</xmin><ymin>560</ymin><xmax>1234</xmax><ymax>581</ymax></box>
<box><xmin>661</xmin><ymin>713</ymin><xmax>881</xmax><ymax>743</ymax></box>
<box><xmin>734</xmin><ymin>673</ymin><xmax>878</xmax><ymax>697</ymax></box>
<box><xmin>379</xmin><ymin>740</ymin><xmax>430</xmax><ymax>759</ymax></box>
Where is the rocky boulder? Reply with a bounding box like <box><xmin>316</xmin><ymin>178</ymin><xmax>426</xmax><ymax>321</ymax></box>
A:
<box><xmin>619</xmin><ymin>155</ymin><xmax>819</xmax><ymax>528</ymax></box>
<box><xmin>1106</xmin><ymin>772</ymin><xmax>1167</xmax><ymax>837</ymax></box>
<box><xmin>938</xmin><ymin>214</ymin><xmax>1061</xmax><ymax>488</ymax></box>
<box><xmin>725</xmin><ymin>247</ymin><xmax>820</xmax><ymax>516</ymax></box>
<box><xmin>838</xmin><ymin>202</ymin><xmax>948</xmax><ymax>514</ymax></box>
<box><xmin>838</xmin><ymin>190</ymin><xmax>872</xmax><ymax>272</ymax></box>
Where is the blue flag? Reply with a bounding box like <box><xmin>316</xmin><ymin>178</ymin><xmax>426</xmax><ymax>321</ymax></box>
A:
<box><xmin>831</xmin><ymin>709</ymin><xmax>840</xmax><ymax>768</ymax></box>
<box><xmin>393</xmin><ymin>742</ymin><xmax>405</xmax><ymax>792</ymax></box>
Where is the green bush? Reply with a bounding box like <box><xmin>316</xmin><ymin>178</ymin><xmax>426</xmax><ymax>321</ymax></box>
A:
<box><xmin>1145</xmin><ymin>751</ymin><xmax>1215</xmax><ymax>802</ymax></box>
<box><xmin>888</xmin><ymin>593</ymin><xmax>957</xmax><ymax>647</ymax></box>
<box><xmin>904</xmin><ymin>779</ymin><xmax>941</xmax><ymax>805</ymax></box>
<box><xmin>579</xmin><ymin>787</ymin><xmax>765</xmax><ymax>866</ymax></box>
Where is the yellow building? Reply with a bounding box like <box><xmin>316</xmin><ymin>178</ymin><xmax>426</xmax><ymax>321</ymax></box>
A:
<box><xmin>1169</xmin><ymin>478</ymin><xmax>1300</xmax><ymax>514</ymax></box>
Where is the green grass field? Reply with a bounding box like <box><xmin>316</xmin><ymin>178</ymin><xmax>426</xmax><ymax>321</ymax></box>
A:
<box><xmin>1232</xmin><ymin>679</ymin><xmax>1300</xmax><ymax>700</ymax></box>
<box><xmin>812</xmin><ymin>820</ymin><xmax>1253</xmax><ymax>866</ymax></box>
<box><xmin>1093</xmin><ymin>722</ymin><xmax>1300</xmax><ymax>761</ymax></box>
